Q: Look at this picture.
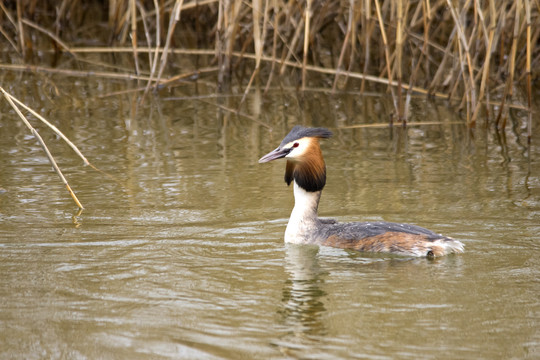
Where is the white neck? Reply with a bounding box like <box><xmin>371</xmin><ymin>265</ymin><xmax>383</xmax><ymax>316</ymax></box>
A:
<box><xmin>284</xmin><ymin>182</ymin><xmax>321</xmax><ymax>244</ymax></box>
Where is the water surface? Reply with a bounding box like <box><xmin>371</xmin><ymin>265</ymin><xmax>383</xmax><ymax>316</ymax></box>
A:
<box><xmin>0</xmin><ymin>77</ymin><xmax>539</xmax><ymax>359</ymax></box>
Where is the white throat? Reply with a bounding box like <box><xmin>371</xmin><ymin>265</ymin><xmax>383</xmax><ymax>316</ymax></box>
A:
<box><xmin>284</xmin><ymin>182</ymin><xmax>321</xmax><ymax>244</ymax></box>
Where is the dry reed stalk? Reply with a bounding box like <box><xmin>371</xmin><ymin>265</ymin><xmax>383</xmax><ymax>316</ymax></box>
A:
<box><xmin>338</xmin><ymin>121</ymin><xmax>464</xmax><ymax>129</ymax></box>
<box><xmin>238</xmin><ymin>0</ymin><xmax>263</xmax><ymax>107</ymax></box>
<box><xmin>120</xmin><ymin>7</ymin><xmax>131</xmax><ymax>50</ymax></box>
<box><xmin>144</xmin><ymin>0</ymin><xmax>162</xmax><ymax>96</ymax></box>
<box><xmin>0</xmin><ymin>24</ymin><xmax>18</xmax><ymax>53</ymax></box>
<box><xmin>347</xmin><ymin>2</ymin><xmax>359</xmax><ymax>81</ymax></box>
<box><xmin>263</xmin><ymin>0</ymin><xmax>278</xmax><ymax>93</ymax></box>
<box><xmin>0</xmin><ymin>2</ymin><xmax>19</xmax><ymax>53</ymax></box>
<box><xmin>279</xmin><ymin>12</ymin><xmax>304</xmax><ymax>76</ymax></box>
<box><xmin>135</xmin><ymin>1</ymin><xmax>155</xmax><ymax>70</ymax></box>
<box><xmin>16</xmin><ymin>0</ymin><xmax>25</xmax><ymax>58</ymax></box>
<box><xmin>472</xmin><ymin>0</ymin><xmax>496</xmax><ymax>124</ymax></box>
<box><xmin>21</xmin><ymin>18</ymin><xmax>73</xmax><ymax>56</ymax></box>
<box><xmin>374</xmin><ymin>0</ymin><xmax>397</xmax><ymax>118</ymax></box>
<box><xmin>129</xmin><ymin>0</ymin><xmax>140</xmax><ymax>76</ymax></box>
<box><xmin>0</xmin><ymin>86</ymin><xmax>84</xmax><ymax>209</ymax></box>
<box><xmin>259</xmin><ymin>0</ymin><xmax>270</xmax><ymax>63</ymax></box>
<box><xmin>395</xmin><ymin>0</ymin><xmax>404</xmax><ymax>121</ymax></box>
<box><xmin>115</xmin><ymin>0</ymin><xmax>130</xmax><ymax>43</ymax></box>
<box><xmin>141</xmin><ymin>0</ymin><xmax>217</xmax><ymax>18</ymax></box>
<box><xmin>0</xmin><ymin>1</ymin><xmax>17</xmax><ymax>28</ymax></box>
<box><xmin>217</xmin><ymin>0</ymin><xmax>243</xmax><ymax>86</ymax></box>
<box><xmin>70</xmin><ymin>46</ymin><xmax>215</xmax><ymax>56</ymax></box>
<box><xmin>155</xmin><ymin>0</ymin><xmax>184</xmax><ymax>86</ymax></box>
<box><xmin>360</xmin><ymin>0</ymin><xmax>373</xmax><ymax>93</ymax></box>
<box><xmin>53</xmin><ymin>0</ymin><xmax>69</xmax><ymax>36</ymax></box>
<box><xmin>0</xmin><ymin>63</ymin><xmax>154</xmax><ymax>81</ymax></box>
<box><xmin>302</xmin><ymin>0</ymin><xmax>312</xmax><ymax>91</ymax></box>
<box><xmin>216</xmin><ymin>0</ymin><xmax>224</xmax><ymax>84</ymax></box>
<box><xmin>332</xmin><ymin>0</ymin><xmax>355</xmax><ymax>92</ymax></box>
<box><xmin>428</xmin><ymin>27</ymin><xmax>457</xmax><ymax>97</ymax></box>
<box><xmin>496</xmin><ymin>0</ymin><xmax>521</xmax><ymax>129</ymax></box>
<box><xmin>227</xmin><ymin>0</ymin><xmax>244</xmax><ymax>73</ymax></box>
<box><xmin>524</xmin><ymin>0</ymin><xmax>532</xmax><ymax>143</ymax></box>
<box><xmin>421</xmin><ymin>0</ymin><xmax>430</xmax><ymax>86</ymax></box>
<box><xmin>446</xmin><ymin>0</ymin><xmax>477</xmax><ymax>125</ymax></box>
<box><xmin>403</xmin><ymin>0</ymin><xmax>427</xmax><ymax>112</ymax></box>
<box><xmin>112</xmin><ymin>0</ymin><xmax>133</xmax><ymax>42</ymax></box>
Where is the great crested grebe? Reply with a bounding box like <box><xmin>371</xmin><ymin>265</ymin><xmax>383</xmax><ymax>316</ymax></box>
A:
<box><xmin>259</xmin><ymin>126</ymin><xmax>464</xmax><ymax>257</ymax></box>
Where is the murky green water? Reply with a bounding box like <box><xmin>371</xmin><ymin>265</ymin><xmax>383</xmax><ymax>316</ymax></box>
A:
<box><xmin>1</xmin><ymin>76</ymin><xmax>539</xmax><ymax>359</ymax></box>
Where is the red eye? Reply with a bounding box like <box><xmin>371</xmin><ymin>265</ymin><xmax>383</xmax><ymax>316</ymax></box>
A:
<box><xmin>293</xmin><ymin>142</ymin><xmax>299</xmax><ymax>148</ymax></box>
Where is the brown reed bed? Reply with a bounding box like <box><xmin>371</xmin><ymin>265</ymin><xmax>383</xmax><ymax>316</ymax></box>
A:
<box><xmin>1</xmin><ymin>0</ymin><xmax>538</xmax><ymax>134</ymax></box>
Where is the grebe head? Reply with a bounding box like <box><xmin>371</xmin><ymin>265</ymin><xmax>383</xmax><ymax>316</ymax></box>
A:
<box><xmin>258</xmin><ymin>126</ymin><xmax>332</xmax><ymax>163</ymax></box>
<box><xmin>259</xmin><ymin>126</ymin><xmax>333</xmax><ymax>192</ymax></box>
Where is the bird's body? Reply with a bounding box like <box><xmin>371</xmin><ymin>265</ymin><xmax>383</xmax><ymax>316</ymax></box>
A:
<box><xmin>259</xmin><ymin>126</ymin><xmax>464</xmax><ymax>257</ymax></box>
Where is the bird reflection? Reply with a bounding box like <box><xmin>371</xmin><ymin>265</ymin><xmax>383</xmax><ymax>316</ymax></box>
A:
<box><xmin>277</xmin><ymin>244</ymin><xmax>328</xmax><ymax>347</ymax></box>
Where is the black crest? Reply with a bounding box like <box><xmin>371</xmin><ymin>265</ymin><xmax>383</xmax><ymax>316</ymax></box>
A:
<box><xmin>279</xmin><ymin>126</ymin><xmax>332</xmax><ymax>147</ymax></box>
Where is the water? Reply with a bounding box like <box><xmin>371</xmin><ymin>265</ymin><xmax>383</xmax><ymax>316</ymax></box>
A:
<box><xmin>0</xmin><ymin>77</ymin><xmax>539</xmax><ymax>359</ymax></box>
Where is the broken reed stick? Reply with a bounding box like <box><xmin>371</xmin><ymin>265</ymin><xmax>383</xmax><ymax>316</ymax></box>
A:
<box><xmin>0</xmin><ymin>86</ymin><xmax>84</xmax><ymax>209</ymax></box>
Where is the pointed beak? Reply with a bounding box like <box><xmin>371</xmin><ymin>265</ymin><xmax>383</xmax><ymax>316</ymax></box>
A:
<box><xmin>258</xmin><ymin>147</ymin><xmax>290</xmax><ymax>163</ymax></box>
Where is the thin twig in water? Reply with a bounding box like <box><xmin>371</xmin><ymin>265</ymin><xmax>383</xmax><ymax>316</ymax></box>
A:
<box><xmin>0</xmin><ymin>86</ymin><xmax>84</xmax><ymax>209</ymax></box>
